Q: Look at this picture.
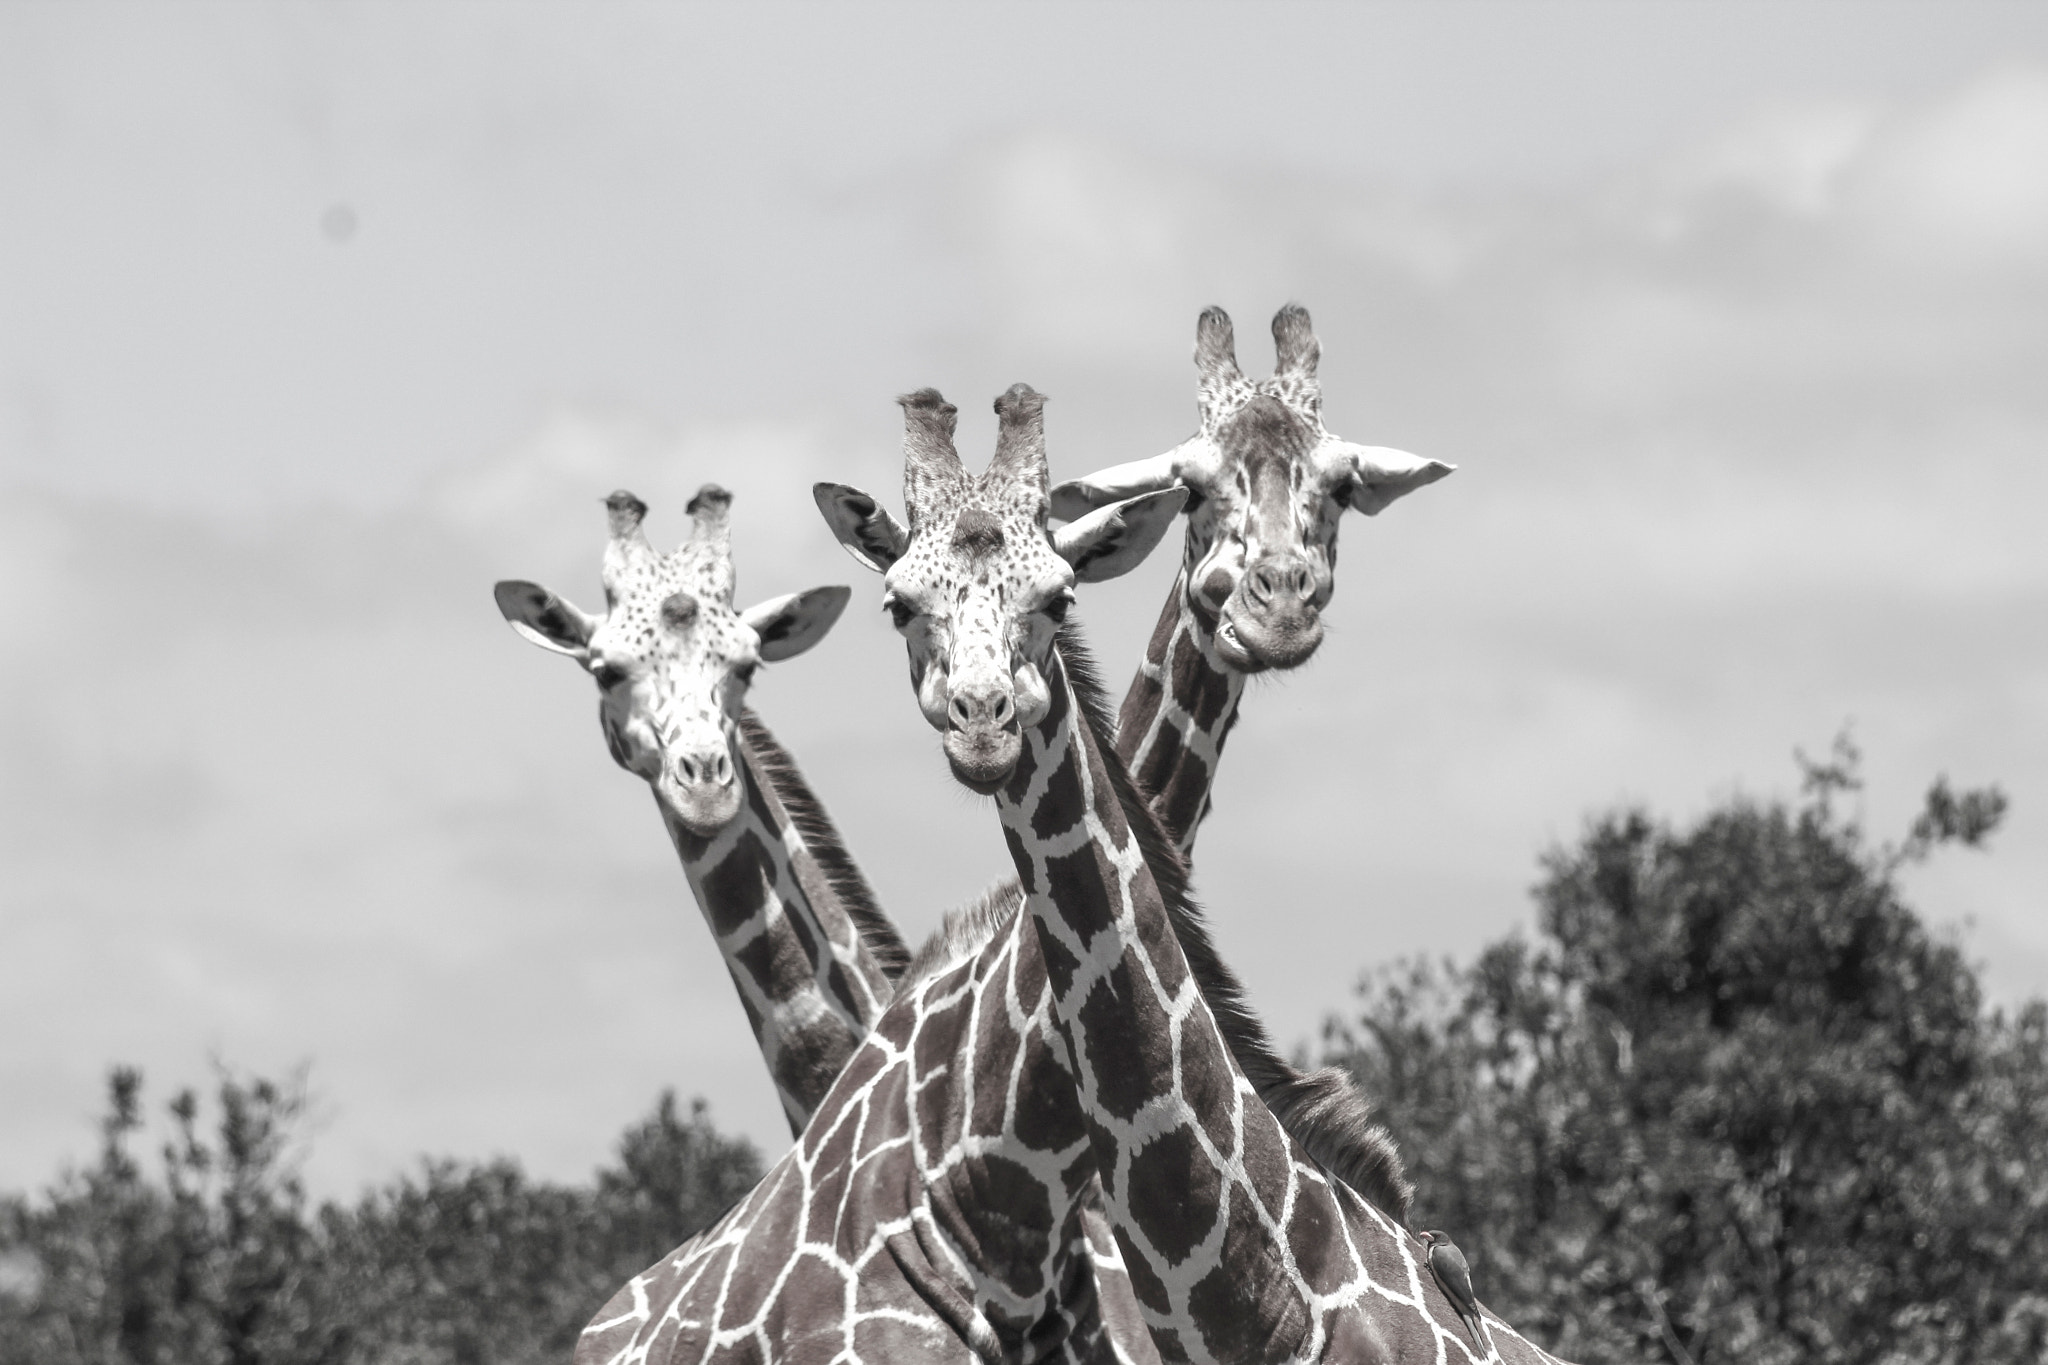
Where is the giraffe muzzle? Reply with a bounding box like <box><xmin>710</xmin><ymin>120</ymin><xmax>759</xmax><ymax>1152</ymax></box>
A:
<box><xmin>1217</xmin><ymin>552</ymin><xmax>1327</xmax><ymax>672</ymax></box>
<box><xmin>661</xmin><ymin>743</ymin><xmax>743</xmax><ymax>835</ymax></box>
<box><xmin>942</xmin><ymin>677</ymin><xmax>1023</xmax><ymax>794</ymax></box>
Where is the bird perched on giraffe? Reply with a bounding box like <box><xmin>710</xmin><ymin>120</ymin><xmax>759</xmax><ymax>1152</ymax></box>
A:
<box><xmin>1422</xmin><ymin>1228</ymin><xmax>1491</xmax><ymax>1354</ymax></box>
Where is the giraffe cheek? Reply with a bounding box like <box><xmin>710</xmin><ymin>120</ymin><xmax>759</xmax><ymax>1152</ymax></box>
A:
<box><xmin>916</xmin><ymin>661</ymin><xmax>952</xmax><ymax>732</ymax></box>
<box><xmin>1012</xmin><ymin>661</ymin><xmax>1050</xmax><ymax>728</ymax></box>
<box><xmin>1300</xmin><ymin>541</ymin><xmax>1337</xmax><ymax>609</ymax></box>
<box><xmin>606</xmin><ymin>713</ymin><xmax>662</xmax><ymax>781</ymax></box>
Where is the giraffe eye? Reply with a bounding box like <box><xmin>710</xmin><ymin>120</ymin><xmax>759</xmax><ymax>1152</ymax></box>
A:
<box><xmin>1043</xmin><ymin>591</ymin><xmax>1075</xmax><ymax>624</ymax></box>
<box><xmin>883</xmin><ymin>594</ymin><xmax>915</xmax><ymax>630</ymax></box>
<box><xmin>589</xmin><ymin>659</ymin><xmax>628</xmax><ymax>689</ymax></box>
<box><xmin>732</xmin><ymin>662</ymin><xmax>758</xmax><ymax>687</ymax></box>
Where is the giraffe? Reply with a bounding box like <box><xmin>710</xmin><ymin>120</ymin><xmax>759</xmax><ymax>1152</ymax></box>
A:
<box><xmin>824</xmin><ymin>383</ymin><xmax>1573</xmax><ymax>1365</ymax></box>
<box><xmin>494</xmin><ymin>484</ymin><xmax>909</xmax><ymax>1135</ymax></box>
<box><xmin>622</xmin><ymin>304</ymin><xmax>1441</xmax><ymax>1129</ymax></box>
<box><xmin>1052</xmin><ymin>304</ymin><xmax>1453</xmax><ymax>853</ymax></box>
<box><xmin>694</xmin><ymin>302</ymin><xmax>1445</xmax><ymax>1112</ymax></box>
<box><xmin>565</xmin><ymin>441</ymin><xmax>1188</xmax><ymax>1365</ymax></box>
<box><xmin>805</xmin><ymin>307</ymin><xmax>1452</xmax><ymax>1163</ymax></box>
<box><xmin>553</xmin><ymin>310</ymin><xmax>1450</xmax><ymax>1355</ymax></box>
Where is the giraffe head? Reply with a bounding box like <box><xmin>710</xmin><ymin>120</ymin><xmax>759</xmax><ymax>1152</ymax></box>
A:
<box><xmin>494</xmin><ymin>484</ymin><xmax>850</xmax><ymax>836</ymax></box>
<box><xmin>816</xmin><ymin>386</ymin><xmax>1184</xmax><ymax>791</ymax></box>
<box><xmin>1051</xmin><ymin>304</ymin><xmax>1452</xmax><ymax>672</ymax></box>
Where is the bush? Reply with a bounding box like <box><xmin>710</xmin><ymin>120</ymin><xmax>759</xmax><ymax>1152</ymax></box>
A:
<box><xmin>0</xmin><ymin>1076</ymin><xmax>760</xmax><ymax>1365</ymax></box>
<box><xmin>1325</xmin><ymin>741</ymin><xmax>2046</xmax><ymax>1365</ymax></box>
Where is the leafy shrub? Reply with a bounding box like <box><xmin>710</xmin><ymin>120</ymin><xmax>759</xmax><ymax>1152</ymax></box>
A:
<box><xmin>1326</xmin><ymin>743</ymin><xmax>2045</xmax><ymax>1364</ymax></box>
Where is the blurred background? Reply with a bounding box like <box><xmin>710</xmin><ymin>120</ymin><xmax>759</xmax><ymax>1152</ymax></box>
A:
<box><xmin>4</xmin><ymin>0</ymin><xmax>2044</xmax><ymax>1214</ymax></box>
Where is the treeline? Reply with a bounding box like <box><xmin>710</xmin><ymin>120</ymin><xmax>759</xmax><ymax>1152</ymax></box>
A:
<box><xmin>0</xmin><ymin>1079</ymin><xmax>760</xmax><ymax>1365</ymax></box>
<box><xmin>5</xmin><ymin>744</ymin><xmax>2045</xmax><ymax>1365</ymax></box>
<box><xmin>1326</xmin><ymin>744</ymin><xmax>2048</xmax><ymax>1365</ymax></box>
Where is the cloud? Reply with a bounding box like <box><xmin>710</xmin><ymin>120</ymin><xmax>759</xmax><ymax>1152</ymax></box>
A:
<box><xmin>6</xmin><ymin>39</ymin><xmax>2046</xmax><ymax>1205</ymax></box>
<box><xmin>1854</xmin><ymin>65</ymin><xmax>2048</xmax><ymax>262</ymax></box>
<box><xmin>958</xmin><ymin>67</ymin><xmax>2048</xmax><ymax>428</ymax></box>
<box><xmin>932</xmin><ymin>74</ymin><xmax>2048</xmax><ymax>1050</ymax></box>
<box><xmin>0</xmin><ymin>406</ymin><xmax>1027</xmax><ymax>1197</ymax></box>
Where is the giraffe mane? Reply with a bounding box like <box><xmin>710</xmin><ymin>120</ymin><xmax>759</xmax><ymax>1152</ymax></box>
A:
<box><xmin>898</xmin><ymin>880</ymin><xmax>1027</xmax><ymax>990</ymax></box>
<box><xmin>1055</xmin><ymin>620</ymin><xmax>1417</xmax><ymax>1225</ymax></box>
<box><xmin>738</xmin><ymin>711</ymin><xmax>912</xmax><ymax>979</ymax></box>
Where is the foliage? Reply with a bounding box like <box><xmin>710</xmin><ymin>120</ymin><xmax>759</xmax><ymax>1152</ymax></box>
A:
<box><xmin>8</xmin><ymin>738</ymin><xmax>2043</xmax><ymax>1365</ymax></box>
<box><xmin>1326</xmin><ymin>742</ymin><xmax>2046</xmax><ymax>1365</ymax></box>
<box><xmin>0</xmin><ymin>1078</ymin><xmax>760</xmax><ymax>1365</ymax></box>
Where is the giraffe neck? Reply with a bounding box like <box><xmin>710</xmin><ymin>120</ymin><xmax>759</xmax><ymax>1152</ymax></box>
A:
<box><xmin>1000</xmin><ymin>636</ymin><xmax>1534</xmax><ymax>1365</ymax></box>
<box><xmin>579</xmin><ymin>827</ymin><xmax>1159</xmax><ymax>1365</ymax></box>
<box><xmin>1114</xmin><ymin>572</ymin><xmax>1244</xmax><ymax>857</ymax></box>
<box><xmin>660</xmin><ymin>713</ymin><xmax>900</xmax><ymax>1136</ymax></box>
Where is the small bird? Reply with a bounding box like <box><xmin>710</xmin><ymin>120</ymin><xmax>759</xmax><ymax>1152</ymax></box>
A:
<box><xmin>1420</xmin><ymin>1229</ymin><xmax>1487</xmax><ymax>1354</ymax></box>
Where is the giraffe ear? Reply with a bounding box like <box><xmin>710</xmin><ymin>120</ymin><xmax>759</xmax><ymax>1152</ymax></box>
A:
<box><xmin>1340</xmin><ymin>444</ymin><xmax>1455</xmax><ymax>516</ymax></box>
<box><xmin>813</xmin><ymin>482</ymin><xmax>909</xmax><ymax>572</ymax></box>
<box><xmin>1054</xmin><ymin>487</ymin><xmax>1189</xmax><ymax>583</ymax></box>
<box><xmin>494</xmin><ymin>580</ymin><xmax>597</xmax><ymax>657</ymax></box>
<box><xmin>741</xmin><ymin>586</ymin><xmax>852</xmax><ymax>663</ymax></box>
<box><xmin>1048</xmin><ymin>449</ymin><xmax>1184</xmax><ymax>523</ymax></box>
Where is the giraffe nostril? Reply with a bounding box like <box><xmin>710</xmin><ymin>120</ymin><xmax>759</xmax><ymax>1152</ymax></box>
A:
<box><xmin>676</xmin><ymin>754</ymin><xmax>698</xmax><ymax>784</ymax></box>
<box><xmin>1245</xmin><ymin>557</ymin><xmax>1313</xmax><ymax>609</ymax></box>
<box><xmin>948</xmin><ymin>687</ymin><xmax>1016</xmax><ymax>730</ymax></box>
<box><xmin>714</xmin><ymin>752</ymin><xmax>733</xmax><ymax>787</ymax></box>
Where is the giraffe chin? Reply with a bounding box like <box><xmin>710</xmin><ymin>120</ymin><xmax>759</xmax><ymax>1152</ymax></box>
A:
<box><xmin>944</xmin><ymin>727</ymin><xmax>1021</xmax><ymax>795</ymax></box>
<box><xmin>657</xmin><ymin>779</ymin><xmax>744</xmax><ymax>838</ymax></box>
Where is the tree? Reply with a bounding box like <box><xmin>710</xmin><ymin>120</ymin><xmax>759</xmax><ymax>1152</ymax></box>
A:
<box><xmin>1326</xmin><ymin>741</ymin><xmax>2046</xmax><ymax>1365</ymax></box>
<box><xmin>326</xmin><ymin>1092</ymin><xmax>760</xmax><ymax>1365</ymax></box>
<box><xmin>0</xmin><ymin>1066</ymin><xmax>341</xmax><ymax>1365</ymax></box>
<box><xmin>0</xmin><ymin>1075</ymin><xmax>761</xmax><ymax>1365</ymax></box>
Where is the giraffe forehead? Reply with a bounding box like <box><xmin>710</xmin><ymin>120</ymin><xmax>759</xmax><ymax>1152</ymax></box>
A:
<box><xmin>597</xmin><ymin>563</ymin><xmax>754</xmax><ymax>671</ymax></box>
<box><xmin>1202</xmin><ymin>374</ymin><xmax>1325</xmax><ymax>441</ymax></box>
<box><xmin>898</xmin><ymin>498</ymin><xmax>1064</xmax><ymax>594</ymax></box>
<box><xmin>1184</xmin><ymin>393</ymin><xmax>1350</xmax><ymax>531</ymax></box>
<box><xmin>1213</xmin><ymin>390</ymin><xmax>1322</xmax><ymax>465</ymax></box>
<box><xmin>598</xmin><ymin>611</ymin><xmax>750</xmax><ymax>670</ymax></box>
<box><xmin>643</xmin><ymin>553</ymin><xmax>730</xmax><ymax>609</ymax></box>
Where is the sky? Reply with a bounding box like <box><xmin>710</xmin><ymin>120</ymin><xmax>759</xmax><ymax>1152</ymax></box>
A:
<box><xmin>4</xmin><ymin>0</ymin><xmax>2046</xmax><ymax>1198</ymax></box>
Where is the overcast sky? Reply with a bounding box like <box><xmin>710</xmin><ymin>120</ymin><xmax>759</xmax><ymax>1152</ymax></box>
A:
<box><xmin>5</xmin><ymin>1</ymin><xmax>2046</xmax><ymax>1197</ymax></box>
